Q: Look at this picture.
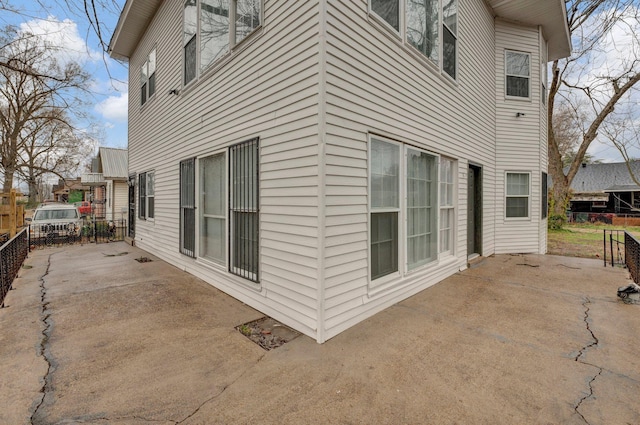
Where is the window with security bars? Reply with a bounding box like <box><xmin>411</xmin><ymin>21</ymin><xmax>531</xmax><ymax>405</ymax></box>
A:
<box><xmin>180</xmin><ymin>158</ymin><xmax>196</xmax><ymax>257</ymax></box>
<box><xmin>230</xmin><ymin>138</ymin><xmax>259</xmax><ymax>282</ymax></box>
<box><xmin>138</xmin><ymin>172</ymin><xmax>146</xmax><ymax>219</ymax></box>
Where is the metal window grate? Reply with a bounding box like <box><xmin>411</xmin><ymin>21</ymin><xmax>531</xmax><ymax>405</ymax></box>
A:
<box><xmin>138</xmin><ymin>172</ymin><xmax>146</xmax><ymax>219</ymax></box>
<box><xmin>180</xmin><ymin>158</ymin><xmax>196</xmax><ymax>257</ymax></box>
<box><xmin>230</xmin><ymin>138</ymin><xmax>259</xmax><ymax>282</ymax></box>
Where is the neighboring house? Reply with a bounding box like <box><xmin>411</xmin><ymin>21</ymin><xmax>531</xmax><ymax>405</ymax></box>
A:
<box><xmin>568</xmin><ymin>161</ymin><xmax>640</xmax><ymax>214</ymax></box>
<box><xmin>52</xmin><ymin>178</ymin><xmax>89</xmax><ymax>203</ymax></box>
<box><xmin>109</xmin><ymin>0</ymin><xmax>571</xmax><ymax>343</ymax></box>
<box><xmin>81</xmin><ymin>147</ymin><xmax>129</xmax><ymax>222</ymax></box>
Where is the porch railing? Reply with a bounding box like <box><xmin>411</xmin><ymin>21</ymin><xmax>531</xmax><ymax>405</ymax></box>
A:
<box><xmin>624</xmin><ymin>232</ymin><xmax>640</xmax><ymax>283</ymax></box>
<box><xmin>0</xmin><ymin>228</ymin><xmax>29</xmax><ymax>307</ymax></box>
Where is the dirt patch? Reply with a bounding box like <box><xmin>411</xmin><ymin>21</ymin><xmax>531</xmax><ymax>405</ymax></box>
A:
<box><xmin>236</xmin><ymin>317</ymin><xmax>301</xmax><ymax>350</ymax></box>
<box><xmin>135</xmin><ymin>257</ymin><xmax>152</xmax><ymax>263</ymax></box>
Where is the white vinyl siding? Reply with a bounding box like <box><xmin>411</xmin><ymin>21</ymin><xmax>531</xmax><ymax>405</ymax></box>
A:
<box><xmin>128</xmin><ymin>0</ymin><xmax>322</xmax><ymax>339</ymax></box>
<box><xmin>323</xmin><ymin>0</ymin><xmax>497</xmax><ymax>339</ymax></box>
<box><xmin>495</xmin><ymin>21</ymin><xmax>545</xmax><ymax>254</ymax></box>
<box><xmin>125</xmin><ymin>0</ymin><xmax>551</xmax><ymax>343</ymax></box>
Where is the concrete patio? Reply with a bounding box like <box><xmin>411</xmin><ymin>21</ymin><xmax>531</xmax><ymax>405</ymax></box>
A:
<box><xmin>0</xmin><ymin>243</ymin><xmax>638</xmax><ymax>424</ymax></box>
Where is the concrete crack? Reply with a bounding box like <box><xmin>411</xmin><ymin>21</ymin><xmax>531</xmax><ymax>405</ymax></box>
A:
<box><xmin>573</xmin><ymin>297</ymin><xmax>603</xmax><ymax>425</ymax></box>
<box><xmin>31</xmin><ymin>253</ymin><xmax>55</xmax><ymax>425</ymax></box>
<box><xmin>575</xmin><ymin>298</ymin><xmax>598</xmax><ymax>362</ymax></box>
<box><xmin>176</xmin><ymin>352</ymin><xmax>266</xmax><ymax>424</ymax></box>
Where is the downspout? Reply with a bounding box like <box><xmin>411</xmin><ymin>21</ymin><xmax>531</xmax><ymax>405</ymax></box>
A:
<box><xmin>316</xmin><ymin>0</ymin><xmax>328</xmax><ymax>343</ymax></box>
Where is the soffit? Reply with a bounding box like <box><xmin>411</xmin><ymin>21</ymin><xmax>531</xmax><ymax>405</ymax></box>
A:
<box><xmin>108</xmin><ymin>0</ymin><xmax>163</xmax><ymax>61</ymax></box>
<box><xmin>487</xmin><ymin>0</ymin><xmax>571</xmax><ymax>60</ymax></box>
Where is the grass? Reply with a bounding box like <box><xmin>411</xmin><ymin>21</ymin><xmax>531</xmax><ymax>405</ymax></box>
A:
<box><xmin>548</xmin><ymin>223</ymin><xmax>639</xmax><ymax>260</ymax></box>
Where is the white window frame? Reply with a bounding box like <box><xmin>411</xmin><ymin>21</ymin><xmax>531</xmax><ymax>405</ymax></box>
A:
<box><xmin>369</xmin><ymin>137</ymin><xmax>402</xmax><ymax>284</ymax></box>
<box><xmin>439</xmin><ymin>157</ymin><xmax>456</xmax><ymax>256</ymax></box>
<box><xmin>368</xmin><ymin>0</ymin><xmax>458</xmax><ymax>80</ymax></box>
<box><xmin>183</xmin><ymin>0</ymin><xmax>263</xmax><ymax>86</ymax></box>
<box><xmin>505</xmin><ymin>172</ymin><xmax>531</xmax><ymax>219</ymax></box>
<box><xmin>368</xmin><ymin>135</ymin><xmax>446</xmax><ymax>288</ymax></box>
<box><xmin>505</xmin><ymin>50</ymin><xmax>531</xmax><ymax>99</ymax></box>
<box><xmin>140</xmin><ymin>47</ymin><xmax>156</xmax><ymax>106</ymax></box>
<box><xmin>146</xmin><ymin>171</ymin><xmax>155</xmax><ymax>220</ymax></box>
<box><xmin>196</xmin><ymin>150</ymin><xmax>227</xmax><ymax>267</ymax></box>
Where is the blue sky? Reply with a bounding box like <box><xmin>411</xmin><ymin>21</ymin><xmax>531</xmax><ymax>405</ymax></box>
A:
<box><xmin>1</xmin><ymin>1</ymin><xmax>128</xmax><ymax>151</ymax></box>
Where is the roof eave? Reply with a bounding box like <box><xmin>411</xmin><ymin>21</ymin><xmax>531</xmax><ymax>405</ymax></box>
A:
<box><xmin>489</xmin><ymin>0</ymin><xmax>572</xmax><ymax>60</ymax></box>
<box><xmin>108</xmin><ymin>0</ymin><xmax>162</xmax><ymax>61</ymax></box>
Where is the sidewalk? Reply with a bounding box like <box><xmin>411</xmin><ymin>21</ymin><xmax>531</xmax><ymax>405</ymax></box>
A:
<box><xmin>1</xmin><ymin>243</ymin><xmax>639</xmax><ymax>424</ymax></box>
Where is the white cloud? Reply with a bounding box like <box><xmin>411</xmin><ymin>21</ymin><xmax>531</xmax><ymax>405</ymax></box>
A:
<box><xmin>95</xmin><ymin>92</ymin><xmax>128</xmax><ymax>122</ymax></box>
<box><xmin>19</xmin><ymin>16</ymin><xmax>101</xmax><ymax>66</ymax></box>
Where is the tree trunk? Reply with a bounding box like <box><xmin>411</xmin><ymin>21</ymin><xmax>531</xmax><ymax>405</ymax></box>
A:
<box><xmin>28</xmin><ymin>179</ymin><xmax>39</xmax><ymax>205</ymax></box>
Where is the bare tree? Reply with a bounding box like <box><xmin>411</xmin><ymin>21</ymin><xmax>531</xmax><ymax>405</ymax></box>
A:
<box><xmin>548</xmin><ymin>0</ymin><xmax>640</xmax><ymax>216</ymax></box>
<box><xmin>0</xmin><ymin>25</ymin><xmax>91</xmax><ymax>194</ymax></box>
<box><xmin>16</xmin><ymin>113</ymin><xmax>96</xmax><ymax>204</ymax></box>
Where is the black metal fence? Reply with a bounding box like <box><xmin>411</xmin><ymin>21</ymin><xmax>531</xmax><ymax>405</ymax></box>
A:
<box><xmin>603</xmin><ymin>229</ymin><xmax>625</xmax><ymax>267</ymax></box>
<box><xmin>625</xmin><ymin>232</ymin><xmax>640</xmax><ymax>283</ymax></box>
<box><xmin>1</xmin><ymin>228</ymin><xmax>29</xmax><ymax>307</ymax></box>
<box><xmin>29</xmin><ymin>218</ymin><xmax>127</xmax><ymax>248</ymax></box>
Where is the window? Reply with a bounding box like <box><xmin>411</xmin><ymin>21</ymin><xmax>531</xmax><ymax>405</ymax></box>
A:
<box><xmin>370</xmin><ymin>0</ymin><xmax>457</xmax><ymax>79</ymax></box>
<box><xmin>506</xmin><ymin>51</ymin><xmax>530</xmax><ymax>98</ymax></box>
<box><xmin>370</xmin><ymin>139</ymin><xmax>400</xmax><ymax>280</ymax></box>
<box><xmin>230</xmin><ymin>138</ymin><xmax>259</xmax><ymax>281</ymax></box>
<box><xmin>138</xmin><ymin>172</ymin><xmax>154</xmax><ymax>220</ymax></box>
<box><xmin>439</xmin><ymin>157</ymin><xmax>455</xmax><ymax>254</ymax></box>
<box><xmin>371</xmin><ymin>0</ymin><xmax>400</xmax><ymax>32</ymax></box>
<box><xmin>138</xmin><ymin>173</ymin><xmax>146</xmax><ymax>219</ymax></box>
<box><xmin>541</xmin><ymin>172</ymin><xmax>548</xmax><ymax>219</ymax></box>
<box><xmin>369</xmin><ymin>137</ymin><xmax>448</xmax><ymax>283</ymax></box>
<box><xmin>140</xmin><ymin>48</ymin><xmax>156</xmax><ymax>105</ymax></box>
<box><xmin>184</xmin><ymin>0</ymin><xmax>262</xmax><ymax>85</ymax></box>
<box><xmin>506</xmin><ymin>172</ymin><xmax>530</xmax><ymax>218</ymax></box>
<box><xmin>199</xmin><ymin>153</ymin><xmax>226</xmax><ymax>264</ymax></box>
<box><xmin>180</xmin><ymin>158</ymin><xmax>196</xmax><ymax>257</ymax></box>
<box><xmin>146</xmin><ymin>171</ymin><xmax>155</xmax><ymax>219</ymax></box>
<box><xmin>406</xmin><ymin>148</ymin><xmax>437</xmax><ymax>269</ymax></box>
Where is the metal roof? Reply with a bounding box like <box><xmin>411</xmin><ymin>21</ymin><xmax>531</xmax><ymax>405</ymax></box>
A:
<box><xmin>98</xmin><ymin>147</ymin><xmax>128</xmax><ymax>180</ymax></box>
<box><xmin>109</xmin><ymin>0</ymin><xmax>571</xmax><ymax>61</ymax></box>
<box><xmin>570</xmin><ymin>161</ymin><xmax>640</xmax><ymax>193</ymax></box>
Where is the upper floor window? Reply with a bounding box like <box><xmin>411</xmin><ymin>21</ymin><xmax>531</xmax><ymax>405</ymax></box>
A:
<box><xmin>370</xmin><ymin>0</ymin><xmax>458</xmax><ymax>79</ymax></box>
<box><xmin>184</xmin><ymin>0</ymin><xmax>262</xmax><ymax>85</ymax></box>
<box><xmin>505</xmin><ymin>50</ymin><xmax>530</xmax><ymax>98</ymax></box>
<box><xmin>140</xmin><ymin>48</ymin><xmax>156</xmax><ymax>106</ymax></box>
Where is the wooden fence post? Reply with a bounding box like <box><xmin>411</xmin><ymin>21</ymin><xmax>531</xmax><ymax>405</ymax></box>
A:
<box><xmin>9</xmin><ymin>189</ymin><xmax>16</xmax><ymax>238</ymax></box>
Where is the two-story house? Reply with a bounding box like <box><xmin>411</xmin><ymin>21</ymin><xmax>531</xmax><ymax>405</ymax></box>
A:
<box><xmin>109</xmin><ymin>0</ymin><xmax>571</xmax><ymax>343</ymax></box>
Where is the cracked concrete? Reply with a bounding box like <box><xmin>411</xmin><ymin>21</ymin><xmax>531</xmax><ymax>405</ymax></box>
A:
<box><xmin>31</xmin><ymin>253</ymin><xmax>55</xmax><ymax>425</ymax></box>
<box><xmin>573</xmin><ymin>297</ymin><xmax>604</xmax><ymax>425</ymax></box>
<box><xmin>1</xmin><ymin>246</ymin><xmax>639</xmax><ymax>424</ymax></box>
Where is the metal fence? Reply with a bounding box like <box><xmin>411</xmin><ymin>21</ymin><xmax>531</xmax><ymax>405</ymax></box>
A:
<box><xmin>29</xmin><ymin>218</ymin><xmax>127</xmax><ymax>248</ymax></box>
<box><xmin>603</xmin><ymin>229</ymin><xmax>625</xmax><ymax>267</ymax></box>
<box><xmin>0</xmin><ymin>228</ymin><xmax>29</xmax><ymax>307</ymax></box>
<box><xmin>625</xmin><ymin>232</ymin><xmax>640</xmax><ymax>283</ymax></box>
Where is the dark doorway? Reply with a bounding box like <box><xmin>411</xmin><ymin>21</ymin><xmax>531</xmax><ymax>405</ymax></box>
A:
<box><xmin>467</xmin><ymin>164</ymin><xmax>482</xmax><ymax>257</ymax></box>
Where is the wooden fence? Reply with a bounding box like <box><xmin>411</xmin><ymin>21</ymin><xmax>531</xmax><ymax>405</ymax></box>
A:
<box><xmin>0</xmin><ymin>190</ymin><xmax>25</xmax><ymax>240</ymax></box>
